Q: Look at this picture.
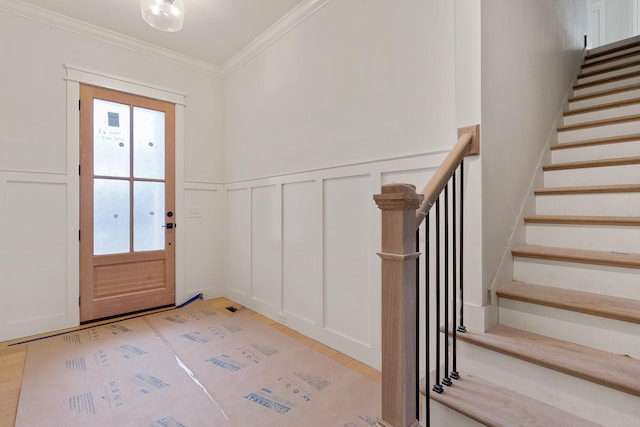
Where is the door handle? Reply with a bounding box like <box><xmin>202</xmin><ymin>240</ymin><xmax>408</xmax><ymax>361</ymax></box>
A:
<box><xmin>162</xmin><ymin>223</ymin><xmax>174</xmax><ymax>229</ymax></box>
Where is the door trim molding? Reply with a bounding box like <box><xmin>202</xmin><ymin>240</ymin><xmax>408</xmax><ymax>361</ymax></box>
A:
<box><xmin>65</xmin><ymin>64</ymin><xmax>187</xmax><ymax>105</ymax></box>
<box><xmin>66</xmin><ymin>66</ymin><xmax>186</xmax><ymax>322</ymax></box>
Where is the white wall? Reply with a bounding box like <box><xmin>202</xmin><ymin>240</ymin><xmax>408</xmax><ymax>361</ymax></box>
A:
<box><xmin>223</xmin><ymin>0</ymin><xmax>456</xmax><ymax>182</ymax></box>
<box><xmin>0</xmin><ymin>7</ymin><xmax>225</xmax><ymax>341</ymax></box>
<box><xmin>590</xmin><ymin>0</ymin><xmax>640</xmax><ymax>47</ymax></box>
<box><xmin>480</xmin><ymin>0</ymin><xmax>588</xmax><ymax>309</ymax></box>
<box><xmin>454</xmin><ymin>0</ymin><xmax>485</xmax><ymax>327</ymax></box>
<box><xmin>222</xmin><ymin>0</ymin><xmax>458</xmax><ymax>367</ymax></box>
<box><xmin>604</xmin><ymin>0</ymin><xmax>635</xmax><ymax>43</ymax></box>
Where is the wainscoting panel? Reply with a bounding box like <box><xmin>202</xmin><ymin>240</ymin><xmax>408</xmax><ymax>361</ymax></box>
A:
<box><xmin>184</xmin><ymin>183</ymin><xmax>224</xmax><ymax>298</ymax></box>
<box><xmin>0</xmin><ymin>174</ymin><xmax>72</xmax><ymax>340</ymax></box>
<box><xmin>223</xmin><ymin>151</ymin><xmax>449</xmax><ymax>368</ymax></box>
<box><xmin>282</xmin><ymin>180</ymin><xmax>322</xmax><ymax>327</ymax></box>
<box><xmin>323</xmin><ymin>175</ymin><xmax>373</xmax><ymax>347</ymax></box>
<box><xmin>250</xmin><ymin>184</ymin><xmax>282</xmax><ymax>310</ymax></box>
<box><xmin>225</xmin><ymin>188</ymin><xmax>251</xmax><ymax>296</ymax></box>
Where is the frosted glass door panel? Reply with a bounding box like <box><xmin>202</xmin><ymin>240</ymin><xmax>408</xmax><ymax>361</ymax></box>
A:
<box><xmin>133</xmin><ymin>107</ymin><xmax>165</xmax><ymax>180</ymax></box>
<box><xmin>93</xmin><ymin>99</ymin><xmax>130</xmax><ymax>177</ymax></box>
<box><xmin>94</xmin><ymin>179</ymin><xmax>130</xmax><ymax>255</ymax></box>
<box><xmin>134</xmin><ymin>181</ymin><xmax>165</xmax><ymax>252</ymax></box>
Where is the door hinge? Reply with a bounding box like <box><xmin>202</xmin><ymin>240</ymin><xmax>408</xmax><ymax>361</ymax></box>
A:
<box><xmin>78</xmin><ymin>164</ymin><xmax>81</xmax><ymax>176</ymax></box>
<box><xmin>78</xmin><ymin>230</ymin><xmax>81</xmax><ymax>241</ymax></box>
<box><xmin>78</xmin><ymin>99</ymin><xmax>81</xmax><ymax>111</ymax></box>
<box><xmin>78</xmin><ymin>296</ymin><xmax>81</xmax><ymax>306</ymax></box>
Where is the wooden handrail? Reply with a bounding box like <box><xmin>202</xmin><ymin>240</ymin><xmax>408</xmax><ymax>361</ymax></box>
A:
<box><xmin>416</xmin><ymin>124</ymin><xmax>479</xmax><ymax>227</ymax></box>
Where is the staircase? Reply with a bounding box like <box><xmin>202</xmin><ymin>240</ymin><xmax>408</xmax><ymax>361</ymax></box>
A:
<box><xmin>429</xmin><ymin>38</ymin><xmax>640</xmax><ymax>426</ymax></box>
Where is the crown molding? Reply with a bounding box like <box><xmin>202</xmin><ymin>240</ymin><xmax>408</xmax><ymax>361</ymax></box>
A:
<box><xmin>221</xmin><ymin>0</ymin><xmax>333</xmax><ymax>77</ymax></box>
<box><xmin>0</xmin><ymin>0</ymin><xmax>223</xmax><ymax>77</ymax></box>
<box><xmin>0</xmin><ymin>0</ymin><xmax>332</xmax><ymax>79</ymax></box>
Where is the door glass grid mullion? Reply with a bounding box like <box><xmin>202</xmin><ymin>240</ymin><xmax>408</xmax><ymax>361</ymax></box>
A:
<box><xmin>92</xmin><ymin>100</ymin><xmax>167</xmax><ymax>256</ymax></box>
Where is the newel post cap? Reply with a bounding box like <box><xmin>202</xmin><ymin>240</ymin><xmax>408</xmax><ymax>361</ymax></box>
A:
<box><xmin>374</xmin><ymin>183</ymin><xmax>423</xmax><ymax>210</ymax></box>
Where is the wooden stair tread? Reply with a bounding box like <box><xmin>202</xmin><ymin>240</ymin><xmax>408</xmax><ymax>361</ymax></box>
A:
<box><xmin>534</xmin><ymin>184</ymin><xmax>640</xmax><ymax>195</ymax></box>
<box><xmin>557</xmin><ymin>113</ymin><xmax>640</xmax><ymax>132</ymax></box>
<box><xmin>457</xmin><ymin>325</ymin><xmax>640</xmax><ymax>397</ymax></box>
<box><xmin>543</xmin><ymin>156</ymin><xmax>640</xmax><ymax>171</ymax></box>
<box><xmin>524</xmin><ymin>215</ymin><xmax>640</xmax><ymax>226</ymax></box>
<box><xmin>551</xmin><ymin>133</ymin><xmax>640</xmax><ymax>150</ymax></box>
<box><xmin>497</xmin><ymin>281</ymin><xmax>640</xmax><ymax>324</ymax></box>
<box><xmin>585</xmin><ymin>40</ymin><xmax>640</xmax><ymax>62</ymax></box>
<box><xmin>564</xmin><ymin>97</ymin><xmax>640</xmax><ymax>117</ymax></box>
<box><xmin>582</xmin><ymin>50</ymin><xmax>640</xmax><ymax>70</ymax></box>
<box><xmin>569</xmin><ymin>82</ymin><xmax>640</xmax><ymax>103</ymax></box>
<box><xmin>427</xmin><ymin>372</ymin><xmax>602</xmax><ymax>427</ymax></box>
<box><xmin>512</xmin><ymin>245</ymin><xmax>640</xmax><ymax>269</ymax></box>
<box><xmin>574</xmin><ymin>70</ymin><xmax>640</xmax><ymax>91</ymax></box>
<box><xmin>579</xmin><ymin>58</ymin><xmax>640</xmax><ymax>80</ymax></box>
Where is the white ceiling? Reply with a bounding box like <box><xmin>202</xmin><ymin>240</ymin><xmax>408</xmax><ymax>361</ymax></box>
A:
<box><xmin>15</xmin><ymin>0</ymin><xmax>306</xmax><ymax>67</ymax></box>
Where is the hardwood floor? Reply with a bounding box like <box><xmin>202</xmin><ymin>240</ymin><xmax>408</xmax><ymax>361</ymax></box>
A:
<box><xmin>0</xmin><ymin>297</ymin><xmax>380</xmax><ymax>427</ymax></box>
<box><xmin>0</xmin><ymin>346</ymin><xmax>24</xmax><ymax>427</ymax></box>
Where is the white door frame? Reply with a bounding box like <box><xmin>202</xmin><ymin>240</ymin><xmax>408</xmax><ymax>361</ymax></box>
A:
<box><xmin>634</xmin><ymin>0</ymin><xmax>640</xmax><ymax>36</ymax></box>
<box><xmin>591</xmin><ymin>0</ymin><xmax>606</xmax><ymax>48</ymax></box>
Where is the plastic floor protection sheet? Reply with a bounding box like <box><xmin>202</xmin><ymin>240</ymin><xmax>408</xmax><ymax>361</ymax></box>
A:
<box><xmin>15</xmin><ymin>300</ymin><xmax>381</xmax><ymax>427</ymax></box>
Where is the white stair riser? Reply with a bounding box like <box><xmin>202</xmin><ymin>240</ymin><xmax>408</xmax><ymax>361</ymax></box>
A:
<box><xmin>535</xmin><ymin>192</ymin><xmax>640</xmax><ymax>216</ymax></box>
<box><xmin>563</xmin><ymin>102</ymin><xmax>640</xmax><ymax>126</ymax></box>
<box><xmin>551</xmin><ymin>141</ymin><xmax>640</xmax><ymax>163</ymax></box>
<box><xmin>573</xmin><ymin>75</ymin><xmax>640</xmax><ymax>97</ymax></box>
<box><xmin>584</xmin><ymin>47</ymin><xmax>640</xmax><ymax>65</ymax></box>
<box><xmin>569</xmin><ymin>87</ymin><xmax>640</xmax><ymax>110</ymax></box>
<box><xmin>525</xmin><ymin>223</ymin><xmax>640</xmax><ymax>253</ymax></box>
<box><xmin>578</xmin><ymin>64</ymin><xmax>640</xmax><ymax>84</ymax></box>
<box><xmin>498</xmin><ymin>299</ymin><xmax>640</xmax><ymax>359</ymax></box>
<box><xmin>458</xmin><ymin>342</ymin><xmax>640</xmax><ymax>427</ymax></box>
<box><xmin>583</xmin><ymin>55</ymin><xmax>640</xmax><ymax>73</ymax></box>
<box><xmin>428</xmin><ymin>400</ymin><xmax>484</xmax><ymax>427</ymax></box>
<box><xmin>513</xmin><ymin>258</ymin><xmax>640</xmax><ymax>300</ymax></box>
<box><xmin>543</xmin><ymin>164</ymin><xmax>640</xmax><ymax>187</ymax></box>
<box><xmin>558</xmin><ymin>121</ymin><xmax>640</xmax><ymax>143</ymax></box>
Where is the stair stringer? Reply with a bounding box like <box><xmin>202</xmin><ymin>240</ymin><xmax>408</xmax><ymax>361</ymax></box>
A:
<box><xmin>483</xmin><ymin>64</ymin><xmax>582</xmax><ymax>327</ymax></box>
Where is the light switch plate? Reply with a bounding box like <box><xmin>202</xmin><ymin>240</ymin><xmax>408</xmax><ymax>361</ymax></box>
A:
<box><xmin>186</xmin><ymin>207</ymin><xmax>201</xmax><ymax>218</ymax></box>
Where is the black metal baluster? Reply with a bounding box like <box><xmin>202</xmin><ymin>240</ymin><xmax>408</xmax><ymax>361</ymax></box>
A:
<box><xmin>415</xmin><ymin>228</ymin><xmax>421</xmax><ymax>422</ymax></box>
<box><xmin>442</xmin><ymin>184</ymin><xmax>452</xmax><ymax>387</ymax></box>
<box><xmin>458</xmin><ymin>161</ymin><xmax>467</xmax><ymax>334</ymax></box>
<box><xmin>425</xmin><ymin>212</ymin><xmax>431</xmax><ymax>424</ymax></box>
<box><xmin>432</xmin><ymin>197</ymin><xmax>443</xmax><ymax>394</ymax></box>
<box><xmin>451</xmin><ymin>167</ymin><xmax>460</xmax><ymax>380</ymax></box>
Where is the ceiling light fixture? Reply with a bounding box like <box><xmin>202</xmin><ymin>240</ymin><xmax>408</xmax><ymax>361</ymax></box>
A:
<box><xmin>140</xmin><ymin>0</ymin><xmax>185</xmax><ymax>32</ymax></box>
